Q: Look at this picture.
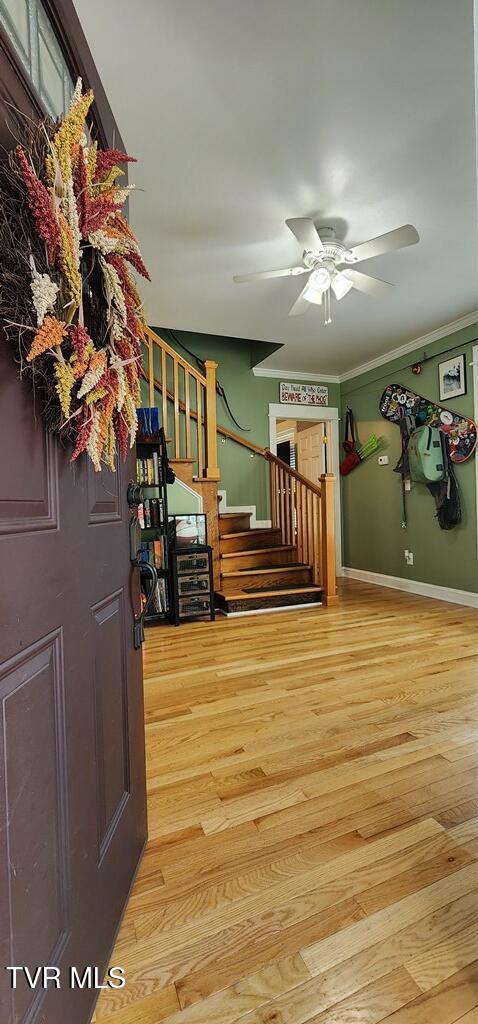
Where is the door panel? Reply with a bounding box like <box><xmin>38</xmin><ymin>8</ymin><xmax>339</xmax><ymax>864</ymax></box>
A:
<box><xmin>87</xmin><ymin>459</ymin><xmax>122</xmax><ymax>523</ymax></box>
<box><xmin>297</xmin><ymin>423</ymin><xmax>325</xmax><ymax>483</ymax></box>
<box><xmin>92</xmin><ymin>590</ymin><xmax>130</xmax><ymax>860</ymax></box>
<box><xmin>0</xmin><ymin>72</ymin><xmax>147</xmax><ymax>1024</ymax></box>
<box><xmin>0</xmin><ymin>630</ymin><xmax>69</xmax><ymax>1024</ymax></box>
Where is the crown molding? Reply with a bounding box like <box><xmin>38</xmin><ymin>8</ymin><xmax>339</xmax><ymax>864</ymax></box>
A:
<box><xmin>253</xmin><ymin>311</ymin><xmax>478</xmax><ymax>386</ymax></box>
<box><xmin>252</xmin><ymin>367</ymin><xmax>341</xmax><ymax>384</ymax></box>
<box><xmin>339</xmin><ymin>310</ymin><xmax>478</xmax><ymax>383</ymax></box>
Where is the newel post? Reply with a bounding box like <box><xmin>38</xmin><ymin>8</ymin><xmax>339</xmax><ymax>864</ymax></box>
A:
<box><xmin>204</xmin><ymin>360</ymin><xmax>220</xmax><ymax>480</ymax></box>
<box><xmin>319</xmin><ymin>473</ymin><xmax>338</xmax><ymax>606</ymax></box>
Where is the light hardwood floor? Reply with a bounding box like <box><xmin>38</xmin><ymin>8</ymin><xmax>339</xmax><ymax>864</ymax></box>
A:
<box><xmin>95</xmin><ymin>579</ymin><xmax>478</xmax><ymax>1024</ymax></box>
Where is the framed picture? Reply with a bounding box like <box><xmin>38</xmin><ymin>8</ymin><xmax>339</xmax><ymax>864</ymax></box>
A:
<box><xmin>438</xmin><ymin>354</ymin><xmax>466</xmax><ymax>401</ymax></box>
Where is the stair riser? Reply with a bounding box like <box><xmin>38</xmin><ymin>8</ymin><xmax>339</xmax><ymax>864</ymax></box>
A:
<box><xmin>221</xmin><ymin>548</ymin><xmax>297</xmax><ymax>571</ymax></box>
<box><xmin>221</xmin><ymin>567</ymin><xmax>313</xmax><ymax>593</ymax></box>
<box><xmin>220</xmin><ymin>529</ymin><xmax>282</xmax><ymax>553</ymax></box>
<box><xmin>219</xmin><ymin>513</ymin><xmax>252</xmax><ymax>536</ymax></box>
<box><xmin>216</xmin><ymin>591</ymin><xmax>322</xmax><ymax>613</ymax></box>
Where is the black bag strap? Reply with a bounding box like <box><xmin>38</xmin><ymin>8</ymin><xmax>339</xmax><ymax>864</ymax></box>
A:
<box><xmin>345</xmin><ymin>406</ymin><xmax>355</xmax><ymax>444</ymax></box>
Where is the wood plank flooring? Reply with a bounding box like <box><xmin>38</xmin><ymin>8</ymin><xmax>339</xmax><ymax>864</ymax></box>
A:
<box><xmin>95</xmin><ymin>579</ymin><xmax>478</xmax><ymax>1024</ymax></box>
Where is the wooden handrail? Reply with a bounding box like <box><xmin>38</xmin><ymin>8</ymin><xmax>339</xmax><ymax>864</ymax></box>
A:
<box><xmin>264</xmin><ymin>448</ymin><xmax>322</xmax><ymax>497</ymax></box>
<box><xmin>143</xmin><ymin>325</ymin><xmax>218</xmax><ymax>479</ymax></box>
<box><xmin>143</xmin><ymin>325</ymin><xmax>207</xmax><ymax>386</ymax></box>
<box><xmin>218</xmin><ymin>424</ymin><xmax>266</xmax><ymax>455</ymax></box>
<box><xmin>141</xmin><ymin>364</ymin><xmax>267</xmax><ymax>454</ymax></box>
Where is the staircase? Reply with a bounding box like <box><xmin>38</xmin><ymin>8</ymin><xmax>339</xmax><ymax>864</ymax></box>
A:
<box><xmin>142</xmin><ymin>325</ymin><xmax>338</xmax><ymax>612</ymax></box>
<box><xmin>216</xmin><ymin>512</ymin><xmax>323</xmax><ymax>613</ymax></box>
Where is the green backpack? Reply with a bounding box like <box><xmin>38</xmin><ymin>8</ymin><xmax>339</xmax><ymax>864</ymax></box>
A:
<box><xmin>408</xmin><ymin>425</ymin><xmax>446</xmax><ymax>484</ymax></box>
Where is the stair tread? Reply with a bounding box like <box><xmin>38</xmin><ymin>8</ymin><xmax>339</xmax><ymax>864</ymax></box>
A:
<box><xmin>220</xmin><ymin>528</ymin><xmax>278</xmax><ymax>539</ymax></box>
<box><xmin>222</xmin><ymin>564</ymin><xmax>311</xmax><ymax>578</ymax></box>
<box><xmin>216</xmin><ymin>585</ymin><xmax>322</xmax><ymax>601</ymax></box>
<box><xmin>219</xmin><ymin>512</ymin><xmax>252</xmax><ymax>519</ymax></box>
<box><xmin>221</xmin><ymin>545</ymin><xmax>295</xmax><ymax>559</ymax></box>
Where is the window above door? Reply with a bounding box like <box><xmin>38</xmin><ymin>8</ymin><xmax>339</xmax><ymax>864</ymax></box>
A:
<box><xmin>0</xmin><ymin>0</ymin><xmax>74</xmax><ymax>117</ymax></box>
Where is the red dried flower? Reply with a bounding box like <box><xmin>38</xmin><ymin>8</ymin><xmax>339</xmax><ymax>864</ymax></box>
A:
<box><xmin>82</xmin><ymin>197</ymin><xmax>119</xmax><ymax>235</ymax></box>
<box><xmin>68</xmin><ymin>323</ymin><xmax>91</xmax><ymax>362</ymax></box>
<box><xmin>106</xmin><ymin>254</ymin><xmax>140</xmax><ymax>307</ymax></box>
<box><xmin>95</xmin><ymin>149</ymin><xmax>137</xmax><ymax>180</ymax></box>
<box><xmin>16</xmin><ymin>146</ymin><xmax>59</xmax><ymax>263</ymax></box>
<box><xmin>70</xmin><ymin>407</ymin><xmax>94</xmax><ymax>462</ymax></box>
<box><xmin>123</xmin><ymin>247</ymin><xmax>150</xmax><ymax>281</ymax></box>
<box><xmin>106</xmin><ymin>253</ymin><xmax>129</xmax><ymax>288</ymax></box>
<box><xmin>113</xmin><ymin>409</ymin><xmax>129</xmax><ymax>461</ymax></box>
<box><xmin>96</xmin><ymin>367</ymin><xmax>119</xmax><ymax>398</ymax></box>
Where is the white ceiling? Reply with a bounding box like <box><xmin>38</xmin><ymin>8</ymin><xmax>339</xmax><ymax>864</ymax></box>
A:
<box><xmin>75</xmin><ymin>0</ymin><xmax>478</xmax><ymax>375</ymax></box>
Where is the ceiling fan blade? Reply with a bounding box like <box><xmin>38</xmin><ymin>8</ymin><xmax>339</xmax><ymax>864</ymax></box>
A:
<box><xmin>343</xmin><ymin>224</ymin><xmax>419</xmax><ymax>264</ymax></box>
<box><xmin>342</xmin><ymin>269</ymin><xmax>393</xmax><ymax>297</ymax></box>
<box><xmin>285</xmin><ymin>217</ymin><xmax>324</xmax><ymax>252</ymax></box>
<box><xmin>288</xmin><ymin>275</ymin><xmax>316</xmax><ymax>316</ymax></box>
<box><xmin>233</xmin><ymin>266</ymin><xmax>307</xmax><ymax>283</ymax></box>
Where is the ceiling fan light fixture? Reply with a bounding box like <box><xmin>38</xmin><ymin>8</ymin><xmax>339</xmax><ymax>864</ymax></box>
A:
<box><xmin>303</xmin><ymin>267</ymin><xmax>330</xmax><ymax>304</ymax></box>
<box><xmin>331</xmin><ymin>273</ymin><xmax>354</xmax><ymax>300</ymax></box>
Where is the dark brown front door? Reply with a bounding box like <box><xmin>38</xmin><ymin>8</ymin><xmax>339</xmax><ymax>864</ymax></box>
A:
<box><xmin>0</xmin><ymin>35</ymin><xmax>147</xmax><ymax>1024</ymax></box>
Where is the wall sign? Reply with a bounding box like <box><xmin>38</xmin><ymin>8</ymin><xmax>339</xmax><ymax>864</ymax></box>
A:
<box><xmin>280</xmin><ymin>382</ymin><xmax>329</xmax><ymax>407</ymax></box>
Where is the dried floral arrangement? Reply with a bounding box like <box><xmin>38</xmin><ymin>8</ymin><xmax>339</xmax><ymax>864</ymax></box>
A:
<box><xmin>0</xmin><ymin>80</ymin><xmax>150</xmax><ymax>470</ymax></box>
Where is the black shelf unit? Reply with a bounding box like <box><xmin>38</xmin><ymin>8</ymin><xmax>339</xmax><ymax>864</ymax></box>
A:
<box><xmin>168</xmin><ymin>516</ymin><xmax>215</xmax><ymax>625</ymax></box>
<box><xmin>136</xmin><ymin>429</ymin><xmax>171</xmax><ymax>625</ymax></box>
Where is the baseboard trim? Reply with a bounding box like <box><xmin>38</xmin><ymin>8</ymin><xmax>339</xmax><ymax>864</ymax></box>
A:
<box><xmin>341</xmin><ymin>566</ymin><xmax>478</xmax><ymax>609</ymax></box>
<box><xmin>217</xmin><ymin>490</ymin><xmax>271</xmax><ymax>529</ymax></box>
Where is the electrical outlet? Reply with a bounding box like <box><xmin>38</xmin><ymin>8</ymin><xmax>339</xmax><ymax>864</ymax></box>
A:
<box><xmin>404</xmin><ymin>479</ymin><xmax>411</xmax><ymax>492</ymax></box>
<box><xmin>404</xmin><ymin>550</ymin><xmax>414</xmax><ymax>566</ymax></box>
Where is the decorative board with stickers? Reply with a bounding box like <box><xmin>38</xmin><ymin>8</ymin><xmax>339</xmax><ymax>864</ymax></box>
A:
<box><xmin>380</xmin><ymin>383</ymin><xmax>477</xmax><ymax>463</ymax></box>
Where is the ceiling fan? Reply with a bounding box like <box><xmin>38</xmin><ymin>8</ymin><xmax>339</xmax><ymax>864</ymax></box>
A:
<box><xmin>233</xmin><ymin>219</ymin><xmax>419</xmax><ymax>324</ymax></box>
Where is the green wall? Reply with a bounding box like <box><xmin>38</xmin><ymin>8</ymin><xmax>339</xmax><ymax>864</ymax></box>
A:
<box><xmin>341</xmin><ymin>324</ymin><xmax>478</xmax><ymax>593</ymax></box>
<box><xmin>144</xmin><ymin>324</ymin><xmax>478</xmax><ymax>593</ymax></box>
<box><xmin>155</xmin><ymin>329</ymin><xmax>340</xmax><ymax>520</ymax></box>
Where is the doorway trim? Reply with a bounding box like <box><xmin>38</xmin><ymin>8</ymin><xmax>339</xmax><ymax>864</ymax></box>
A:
<box><xmin>268</xmin><ymin>403</ymin><xmax>342</xmax><ymax>572</ymax></box>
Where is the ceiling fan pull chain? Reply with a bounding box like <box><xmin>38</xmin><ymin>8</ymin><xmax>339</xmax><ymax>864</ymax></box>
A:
<box><xmin>324</xmin><ymin>288</ymin><xmax>332</xmax><ymax>326</ymax></box>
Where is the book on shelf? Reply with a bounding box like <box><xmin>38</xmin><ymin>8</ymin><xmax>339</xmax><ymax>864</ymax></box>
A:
<box><xmin>136</xmin><ymin>455</ymin><xmax>163</xmax><ymax>486</ymax></box>
<box><xmin>140</xmin><ymin>497</ymin><xmax>164</xmax><ymax>530</ymax></box>
<box><xmin>139</xmin><ymin>538</ymin><xmax>166</xmax><ymax>571</ymax></box>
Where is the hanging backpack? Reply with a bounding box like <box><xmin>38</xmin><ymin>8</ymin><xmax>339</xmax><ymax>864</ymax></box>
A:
<box><xmin>408</xmin><ymin>425</ymin><xmax>446</xmax><ymax>484</ymax></box>
<box><xmin>426</xmin><ymin>432</ymin><xmax>462</xmax><ymax>530</ymax></box>
<box><xmin>340</xmin><ymin>407</ymin><xmax>361</xmax><ymax>476</ymax></box>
